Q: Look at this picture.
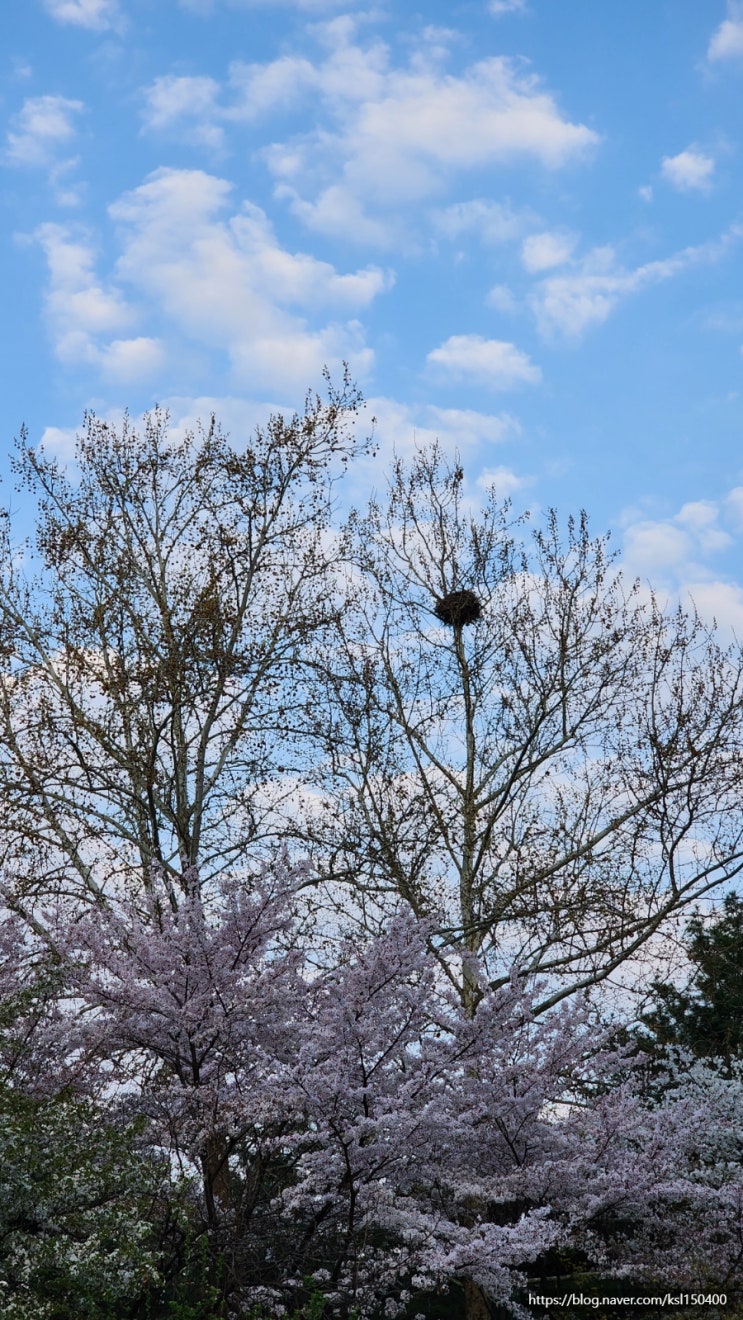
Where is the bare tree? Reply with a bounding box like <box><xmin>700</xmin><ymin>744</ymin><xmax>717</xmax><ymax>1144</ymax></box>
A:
<box><xmin>0</xmin><ymin>372</ymin><xmax>368</xmax><ymax>912</ymax></box>
<box><xmin>2</xmin><ymin>392</ymin><xmax>742</xmax><ymax>1018</ymax></box>
<box><xmin>305</xmin><ymin>444</ymin><xmax>743</xmax><ymax>1013</ymax></box>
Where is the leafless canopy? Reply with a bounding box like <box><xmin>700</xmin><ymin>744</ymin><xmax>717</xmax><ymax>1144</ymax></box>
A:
<box><xmin>0</xmin><ymin>372</ymin><xmax>368</xmax><ymax>909</ymax></box>
<box><xmin>303</xmin><ymin>445</ymin><xmax>743</xmax><ymax>1010</ymax></box>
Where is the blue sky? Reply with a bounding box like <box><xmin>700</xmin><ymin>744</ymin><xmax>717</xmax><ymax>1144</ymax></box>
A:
<box><xmin>2</xmin><ymin>0</ymin><xmax>743</xmax><ymax>628</ymax></box>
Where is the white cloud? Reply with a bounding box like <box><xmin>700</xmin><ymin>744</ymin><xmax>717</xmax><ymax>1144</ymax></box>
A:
<box><xmin>699</xmin><ymin>303</ymin><xmax>743</xmax><ymax>333</ymax></box>
<box><xmin>275</xmin><ymin>50</ymin><xmax>597</xmax><ymax>244</ymax></box>
<box><xmin>427</xmin><ymin>335</ymin><xmax>541</xmax><ymax>389</ymax></box>
<box><xmin>351</xmin><ymin>396</ymin><xmax>521</xmax><ymax>480</ymax></box>
<box><xmin>138</xmin><ymin>27</ymin><xmax>596</xmax><ymax>246</ymax></box>
<box><xmin>141</xmin><ymin>75</ymin><xmax>224</xmax><ymax>150</ymax></box>
<box><xmin>140</xmin><ymin>59</ymin><xmax>322</xmax><ymax>145</ymax></box>
<box><xmin>34</xmin><ymin>227</ymin><xmax>163</xmax><ymax>386</ymax></box>
<box><xmin>35</xmin><ymin>223</ymin><xmax>135</xmax><ymax>365</ymax></box>
<box><xmin>725</xmin><ymin>486</ymin><xmax>743</xmax><ymax>527</ymax></box>
<box><xmin>283</xmin><ymin>184</ymin><xmax>393</xmax><ymax>247</ymax></box>
<box><xmin>623</xmin><ymin>520</ymin><xmax>693</xmax><ymax>574</ymax></box>
<box><xmin>489</xmin><ymin>0</ymin><xmax>528</xmax><ymax>14</ymax></box>
<box><xmin>521</xmin><ymin>229</ymin><xmax>577</xmax><ymax>272</ymax></box>
<box><xmin>433</xmin><ymin>198</ymin><xmax>535</xmax><ymax>245</ymax></box>
<box><xmin>162</xmin><ymin>395</ymin><xmax>289</xmax><ymax>447</ymax></box>
<box><xmin>374</xmin><ymin>399</ymin><xmax>520</xmax><ymax>453</ymax></box>
<box><xmin>422</xmin><ymin>405</ymin><xmax>520</xmax><ymax>448</ymax></box>
<box><xmin>227</xmin><ymin>55</ymin><xmax>326</xmax><ymax>117</ymax></box>
<box><xmin>42</xmin><ymin>0</ymin><xmax>121</xmax><ymax>30</ymax></box>
<box><xmin>621</xmin><ymin>493</ymin><xmax>743</xmax><ymax>637</ymax></box>
<box><xmin>107</xmin><ymin>167</ymin><xmax>390</xmax><ymax>393</ymax></box>
<box><xmin>38</xmin><ymin>424</ymin><xmax>80</xmax><ymax>461</ymax></box>
<box><xmin>33</xmin><ymin>224</ymin><xmax>165</xmax><ymax>382</ymax></box>
<box><xmin>33</xmin><ymin>230</ymin><xmax>169</xmax><ymax>391</ymax></box>
<box><xmin>99</xmin><ymin>337</ymin><xmax>166</xmax><ymax>382</ymax></box>
<box><xmin>6</xmin><ymin>95</ymin><xmax>84</xmax><ymax>167</ymax></box>
<box><xmin>476</xmin><ymin>464</ymin><xmax>532</xmax><ymax>495</ymax></box>
<box><xmin>708</xmin><ymin>2</ymin><xmax>743</xmax><ymax>60</ymax></box>
<box><xmin>530</xmin><ymin>227</ymin><xmax>742</xmax><ymax>339</ymax></box>
<box><xmin>675</xmin><ymin>499</ymin><xmax>719</xmax><ymax>531</ymax></box>
<box><xmin>48</xmin><ymin>157</ymin><xmax>85</xmax><ymax>207</ymax></box>
<box><xmin>179</xmin><ymin>0</ymin><xmax>353</xmax><ymax>10</ymax></box>
<box><xmin>682</xmin><ymin>581</ymin><xmax>743</xmax><ymax>636</ymax></box>
<box><xmin>487</xmin><ymin>284</ymin><xmax>519</xmax><ymax>313</ymax></box>
<box><xmin>661</xmin><ymin>147</ymin><xmax>715</xmax><ymax>193</ymax></box>
<box><xmin>158</xmin><ymin>25</ymin><xmax>594</xmax><ymax>246</ymax></box>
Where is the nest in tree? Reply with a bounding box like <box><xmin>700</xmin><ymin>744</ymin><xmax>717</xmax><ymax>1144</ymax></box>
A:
<box><xmin>434</xmin><ymin>589</ymin><xmax>482</xmax><ymax>628</ymax></box>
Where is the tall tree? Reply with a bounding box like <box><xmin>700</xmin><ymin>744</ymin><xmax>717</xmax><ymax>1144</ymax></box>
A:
<box><xmin>0</xmin><ymin>373</ymin><xmax>367</xmax><ymax>913</ymax></box>
<box><xmin>306</xmin><ymin>445</ymin><xmax>743</xmax><ymax>1012</ymax></box>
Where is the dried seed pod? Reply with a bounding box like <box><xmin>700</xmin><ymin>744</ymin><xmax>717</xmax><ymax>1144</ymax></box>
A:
<box><xmin>434</xmin><ymin>589</ymin><xmax>482</xmax><ymax>628</ymax></box>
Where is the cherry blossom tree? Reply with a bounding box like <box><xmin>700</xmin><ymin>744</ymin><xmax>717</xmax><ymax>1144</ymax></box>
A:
<box><xmin>559</xmin><ymin>1053</ymin><xmax>743</xmax><ymax>1295</ymax></box>
<box><xmin>42</xmin><ymin>859</ymin><xmax>743</xmax><ymax>1316</ymax></box>
<box><xmin>51</xmin><ymin>858</ymin><xmax>572</xmax><ymax>1314</ymax></box>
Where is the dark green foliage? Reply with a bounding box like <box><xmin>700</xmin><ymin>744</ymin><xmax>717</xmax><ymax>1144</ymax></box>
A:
<box><xmin>642</xmin><ymin>892</ymin><xmax>743</xmax><ymax>1066</ymax></box>
<box><xmin>0</xmin><ymin>1090</ymin><xmax>171</xmax><ymax>1319</ymax></box>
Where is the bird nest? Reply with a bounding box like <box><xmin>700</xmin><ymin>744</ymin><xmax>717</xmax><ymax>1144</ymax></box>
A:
<box><xmin>434</xmin><ymin>590</ymin><xmax>482</xmax><ymax>628</ymax></box>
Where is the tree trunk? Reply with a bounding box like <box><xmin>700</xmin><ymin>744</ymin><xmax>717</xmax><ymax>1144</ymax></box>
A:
<box><xmin>202</xmin><ymin>1133</ymin><xmax>232</xmax><ymax>1227</ymax></box>
<box><xmin>463</xmin><ymin>1277</ymin><xmax>492</xmax><ymax>1320</ymax></box>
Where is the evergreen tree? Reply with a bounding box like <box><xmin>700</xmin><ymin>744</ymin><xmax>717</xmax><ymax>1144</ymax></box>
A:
<box><xmin>642</xmin><ymin>892</ymin><xmax>743</xmax><ymax>1066</ymax></box>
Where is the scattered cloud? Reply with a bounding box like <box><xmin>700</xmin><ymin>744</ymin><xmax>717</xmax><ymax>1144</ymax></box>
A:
<box><xmin>530</xmin><ymin>227</ymin><xmax>742</xmax><ymax>339</ymax></box>
<box><xmin>426</xmin><ymin>405</ymin><xmax>520</xmax><ymax>445</ymax></box>
<box><xmin>621</xmin><ymin>491</ymin><xmax>743</xmax><ymax>637</ymax></box>
<box><xmin>42</xmin><ymin>0</ymin><xmax>122</xmax><ymax>30</ymax></box>
<box><xmin>350</xmin><ymin>395</ymin><xmax>521</xmax><ymax>480</ymax></box>
<box><xmin>623</xmin><ymin>520</ymin><xmax>694</xmax><ymax>574</ymax></box>
<box><xmin>37</xmin><ymin>424</ymin><xmax>80</xmax><ymax>461</ymax></box>
<box><xmin>6</xmin><ymin>95</ymin><xmax>84</xmax><ymax>167</ymax></box>
<box><xmin>33</xmin><ymin>223</ymin><xmax>163</xmax><ymax>383</ymax></box>
<box><xmin>427</xmin><ymin>334</ymin><xmax>541</xmax><ymax>389</ymax></box>
<box><xmin>708</xmin><ymin>2</ymin><xmax>743</xmax><ymax>61</ymax></box>
<box><xmin>661</xmin><ymin>147</ymin><xmax>715</xmax><ymax>193</ymax></box>
<box><xmin>684</xmin><ymin>581</ymin><xmax>743</xmax><ymax>636</ymax></box>
<box><xmin>521</xmin><ymin>229</ymin><xmax>577</xmax><ymax>272</ymax></box>
<box><xmin>697</xmin><ymin>301</ymin><xmax>743</xmax><ymax>333</ymax></box>
<box><xmin>139</xmin><ymin>26</ymin><xmax>597</xmax><ymax>247</ymax></box>
<box><xmin>141</xmin><ymin>58</ymin><xmax>324</xmax><ymax>145</ymax></box>
<box><xmin>433</xmin><ymin>198</ymin><xmax>535</xmax><ymax>245</ymax></box>
<box><xmin>489</xmin><ymin>0</ymin><xmax>528</xmax><ymax>14</ymax></box>
<box><xmin>271</xmin><ymin>41</ymin><xmax>598</xmax><ymax>244</ymax></box>
<box><xmin>476</xmin><ymin>463</ymin><xmax>532</xmax><ymax>495</ymax></box>
<box><xmin>34</xmin><ymin>165</ymin><xmax>387</xmax><ymax>397</ymax></box>
<box><xmin>138</xmin><ymin>25</ymin><xmax>596</xmax><ymax>246</ymax></box>
<box><xmin>141</xmin><ymin>75</ymin><xmax>224</xmax><ymax>150</ymax></box>
<box><xmin>487</xmin><ymin>284</ymin><xmax>519</xmax><ymax>313</ymax></box>
<box><xmin>637</xmin><ymin>184</ymin><xmax>653</xmax><ymax>203</ymax></box>
<box><xmin>369</xmin><ymin>397</ymin><xmax>520</xmax><ymax>451</ymax></box>
<box><xmin>227</xmin><ymin>53</ymin><xmax>325</xmax><ymax>117</ymax></box>
<box><xmin>98</xmin><ymin>337</ymin><xmax>166</xmax><ymax>382</ymax></box>
<box><xmin>35</xmin><ymin>222</ymin><xmax>135</xmax><ymax>363</ymax></box>
<box><xmin>178</xmin><ymin>0</ymin><xmax>354</xmax><ymax>10</ymax></box>
<box><xmin>674</xmin><ymin>499</ymin><xmax>724</xmax><ymax>534</ymax></box>
<box><xmin>107</xmin><ymin>167</ymin><xmax>391</xmax><ymax>393</ymax></box>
